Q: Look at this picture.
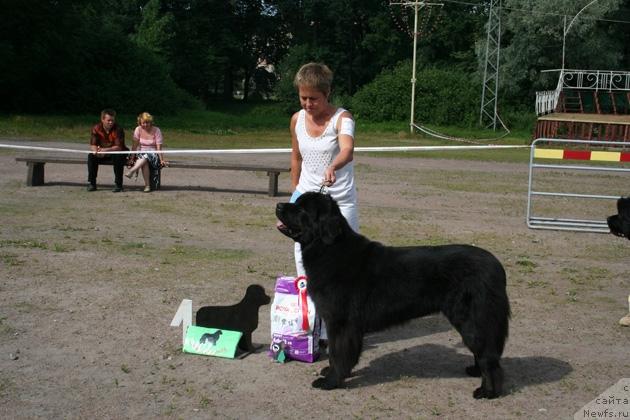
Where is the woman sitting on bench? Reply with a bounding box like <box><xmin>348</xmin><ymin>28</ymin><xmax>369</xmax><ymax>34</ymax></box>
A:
<box><xmin>125</xmin><ymin>112</ymin><xmax>167</xmax><ymax>192</ymax></box>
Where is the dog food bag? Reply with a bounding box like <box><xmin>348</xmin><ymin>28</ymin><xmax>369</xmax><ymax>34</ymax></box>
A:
<box><xmin>269</xmin><ymin>276</ymin><xmax>320</xmax><ymax>363</ymax></box>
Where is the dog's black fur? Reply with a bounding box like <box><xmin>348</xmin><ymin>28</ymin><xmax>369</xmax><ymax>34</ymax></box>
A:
<box><xmin>607</xmin><ymin>197</ymin><xmax>630</xmax><ymax>239</ymax></box>
<box><xmin>196</xmin><ymin>284</ymin><xmax>271</xmax><ymax>352</ymax></box>
<box><xmin>276</xmin><ymin>192</ymin><xmax>511</xmax><ymax>399</ymax></box>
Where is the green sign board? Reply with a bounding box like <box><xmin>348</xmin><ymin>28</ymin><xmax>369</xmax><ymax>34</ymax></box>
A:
<box><xmin>183</xmin><ymin>326</ymin><xmax>242</xmax><ymax>359</ymax></box>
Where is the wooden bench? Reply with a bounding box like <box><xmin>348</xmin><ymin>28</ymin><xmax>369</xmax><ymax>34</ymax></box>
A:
<box><xmin>15</xmin><ymin>156</ymin><xmax>290</xmax><ymax>196</ymax></box>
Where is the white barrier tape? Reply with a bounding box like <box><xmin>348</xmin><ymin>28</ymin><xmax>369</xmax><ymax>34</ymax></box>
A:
<box><xmin>355</xmin><ymin>145</ymin><xmax>527</xmax><ymax>152</ymax></box>
<box><xmin>0</xmin><ymin>143</ymin><xmax>528</xmax><ymax>155</ymax></box>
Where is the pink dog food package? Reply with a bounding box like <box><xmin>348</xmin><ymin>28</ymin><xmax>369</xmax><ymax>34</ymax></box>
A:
<box><xmin>269</xmin><ymin>276</ymin><xmax>320</xmax><ymax>363</ymax></box>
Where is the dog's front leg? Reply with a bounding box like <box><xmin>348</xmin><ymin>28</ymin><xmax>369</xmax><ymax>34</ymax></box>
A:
<box><xmin>312</xmin><ymin>323</ymin><xmax>363</xmax><ymax>390</ymax></box>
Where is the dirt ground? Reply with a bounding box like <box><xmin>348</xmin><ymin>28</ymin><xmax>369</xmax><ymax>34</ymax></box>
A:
<box><xmin>0</xmin><ymin>140</ymin><xmax>628</xmax><ymax>419</ymax></box>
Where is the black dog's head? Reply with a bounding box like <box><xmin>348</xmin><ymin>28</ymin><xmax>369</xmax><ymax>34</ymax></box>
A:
<box><xmin>608</xmin><ymin>197</ymin><xmax>630</xmax><ymax>240</ymax></box>
<box><xmin>275</xmin><ymin>192</ymin><xmax>347</xmax><ymax>246</ymax></box>
<box><xmin>245</xmin><ymin>284</ymin><xmax>271</xmax><ymax>306</ymax></box>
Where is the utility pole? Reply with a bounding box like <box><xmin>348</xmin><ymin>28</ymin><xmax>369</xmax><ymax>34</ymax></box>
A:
<box><xmin>479</xmin><ymin>0</ymin><xmax>502</xmax><ymax>130</ymax></box>
<box><xmin>390</xmin><ymin>1</ymin><xmax>443</xmax><ymax>133</ymax></box>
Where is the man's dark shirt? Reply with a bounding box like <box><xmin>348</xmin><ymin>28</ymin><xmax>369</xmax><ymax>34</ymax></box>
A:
<box><xmin>90</xmin><ymin>122</ymin><xmax>125</xmax><ymax>150</ymax></box>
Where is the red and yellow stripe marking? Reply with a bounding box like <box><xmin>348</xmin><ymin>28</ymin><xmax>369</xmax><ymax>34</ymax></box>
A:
<box><xmin>534</xmin><ymin>148</ymin><xmax>630</xmax><ymax>162</ymax></box>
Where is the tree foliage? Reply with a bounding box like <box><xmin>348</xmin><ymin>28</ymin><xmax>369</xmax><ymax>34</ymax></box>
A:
<box><xmin>499</xmin><ymin>0</ymin><xmax>626</xmax><ymax>106</ymax></box>
<box><xmin>0</xmin><ymin>0</ymin><xmax>629</xmax><ymax>123</ymax></box>
<box><xmin>0</xmin><ymin>0</ymin><xmax>193</xmax><ymax>113</ymax></box>
<box><xmin>351</xmin><ymin>61</ymin><xmax>480</xmax><ymax>126</ymax></box>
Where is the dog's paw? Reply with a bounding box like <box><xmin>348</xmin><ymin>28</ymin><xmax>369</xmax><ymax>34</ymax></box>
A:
<box><xmin>465</xmin><ymin>365</ymin><xmax>481</xmax><ymax>377</ymax></box>
<box><xmin>319</xmin><ymin>366</ymin><xmax>330</xmax><ymax>376</ymax></box>
<box><xmin>312</xmin><ymin>377</ymin><xmax>338</xmax><ymax>390</ymax></box>
<box><xmin>473</xmin><ymin>386</ymin><xmax>500</xmax><ymax>399</ymax></box>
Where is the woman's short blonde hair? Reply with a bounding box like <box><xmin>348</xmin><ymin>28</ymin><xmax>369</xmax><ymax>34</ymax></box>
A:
<box><xmin>293</xmin><ymin>63</ymin><xmax>333</xmax><ymax>95</ymax></box>
<box><xmin>137</xmin><ymin>112</ymin><xmax>153</xmax><ymax>125</ymax></box>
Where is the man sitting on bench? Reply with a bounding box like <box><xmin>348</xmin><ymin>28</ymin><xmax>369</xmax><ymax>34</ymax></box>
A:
<box><xmin>87</xmin><ymin>109</ymin><xmax>127</xmax><ymax>192</ymax></box>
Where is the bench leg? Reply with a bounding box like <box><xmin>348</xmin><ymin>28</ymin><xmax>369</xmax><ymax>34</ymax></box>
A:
<box><xmin>267</xmin><ymin>171</ymin><xmax>280</xmax><ymax>197</ymax></box>
<box><xmin>26</xmin><ymin>162</ymin><xmax>45</xmax><ymax>186</ymax></box>
<box><xmin>150</xmin><ymin>167</ymin><xmax>161</xmax><ymax>190</ymax></box>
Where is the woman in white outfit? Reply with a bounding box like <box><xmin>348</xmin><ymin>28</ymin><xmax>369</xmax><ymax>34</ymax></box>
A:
<box><xmin>290</xmin><ymin>62</ymin><xmax>359</xmax><ymax>276</ymax></box>
<box><xmin>289</xmin><ymin>63</ymin><xmax>359</xmax><ymax>342</ymax></box>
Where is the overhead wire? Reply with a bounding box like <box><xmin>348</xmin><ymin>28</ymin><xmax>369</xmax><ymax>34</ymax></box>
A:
<box><xmin>437</xmin><ymin>0</ymin><xmax>630</xmax><ymax>25</ymax></box>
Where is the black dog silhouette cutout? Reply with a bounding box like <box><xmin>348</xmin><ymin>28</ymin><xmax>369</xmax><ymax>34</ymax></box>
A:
<box><xmin>608</xmin><ymin>197</ymin><xmax>630</xmax><ymax>240</ymax></box>
<box><xmin>196</xmin><ymin>284</ymin><xmax>271</xmax><ymax>353</ymax></box>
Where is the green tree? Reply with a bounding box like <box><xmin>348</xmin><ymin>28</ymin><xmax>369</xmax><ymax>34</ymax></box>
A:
<box><xmin>272</xmin><ymin>0</ymin><xmax>485</xmax><ymax>110</ymax></box>
<box><xmin>498</xmin><ymin>0</ymin><xmax>625</xmax><ymax>106</ymax></box>
<box><xmin>0</xmin><ymin>0</ymin><xmax>193</xmax><ymax>113</ymax></box>
<box><xmin>132</xmin><ymin>0</ymin><xmax>175</xmax><ymax>58</ymax></box>
<box><xmin>274</xmin><ymin>0</ymin><xmax>398</xmax><ymax>96</ymax></box>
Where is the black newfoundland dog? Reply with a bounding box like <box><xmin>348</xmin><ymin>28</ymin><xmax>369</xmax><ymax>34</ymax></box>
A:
<box><xmin>276</xmin><ymin>192</ymin><xmax>511</xmax><ymax>399</ymax></box>
<box><xmin>608</xmin><ymin>197</ymin><xmax>630</xmax><ymax>239</ymax></box>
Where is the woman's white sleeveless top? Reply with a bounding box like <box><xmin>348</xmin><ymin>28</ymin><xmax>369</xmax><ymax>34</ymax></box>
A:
<box><xmin>295</xmin><ymin>108</ymin><xmax>356</xmax><ymax>204</ymax></box>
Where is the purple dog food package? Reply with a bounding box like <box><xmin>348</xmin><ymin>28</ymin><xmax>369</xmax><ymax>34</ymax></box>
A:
<box><xmin>269</xmin><ymin>276</ymin><xmax>320</xmax><ymax>363</ymax></box>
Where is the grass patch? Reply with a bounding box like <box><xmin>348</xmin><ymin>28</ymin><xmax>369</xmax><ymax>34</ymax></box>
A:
<box><xmin>562</xmin><ymin>267</ymin><xmax>610</xmax><ymax>289</ymax></box>
<box><xmin>526</xmin><ymin>279</ymin><xmax>548</xmax><ymax>289</ymax></box>
<box><xmin>52</xmin><ymin>243</ymin><xmax>71</xmax><ymax>252</ymax></box>
<box><xmin>0</xmin><ymin>239</ymin><xmax>47</xmax><ymax>249</ymax></box>
<box><xmin>0</xmin><ymin>105</ymin><xmax>532</xmax><ymax>164</ymax></box>
<box><xmin>1</xmin><ymin>253</ymin><xmax>23</xmax><ymax>266</ymax></box>
<box><xmin>166</xmin><ymin>245</ymin><xmax>251</xmax><ymax>262</ymax></box>
<box><xmin>0</xmin><ymin>317</ymin><xmax>16</xmax><ymax>336</ymax></box>
<box><xmin>121</xmin><ymin>242</ymin><xmax>149</xmax><ymax>250</ymax></box>
<box><xmin>0</xmin><ymin>375</ymin><xmax>13</xmax><ymax>397</ymax></box>
<box><xmin>516</xmin><ymin>257</ymin><xmax>537</xmax><ymax>272</ymax></box>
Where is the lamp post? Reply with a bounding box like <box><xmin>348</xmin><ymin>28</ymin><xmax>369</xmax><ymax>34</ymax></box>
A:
<box><xmin>562</xmin><ymin>0</ymin><xmax>599</xmax><ymax>71</ymax></box>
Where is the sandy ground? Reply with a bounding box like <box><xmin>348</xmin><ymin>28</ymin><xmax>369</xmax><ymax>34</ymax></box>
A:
<box><xmin>0</xmin><ymin>140</ymin><xmax>629</xmax><ymax>419</ymax></box>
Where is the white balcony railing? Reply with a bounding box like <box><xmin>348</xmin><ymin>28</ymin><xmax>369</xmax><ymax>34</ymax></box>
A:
<box><xmin>535</xmin><ymin>89</ymin><xmax>561</xmax><ymax>115</ymax></box>
<box><xmin>535</xmin><ymin>69</ymin><xmax>630</xmax><ymax>116</ymax></box>
<box><xmin>559</xmin><ymin>69</ymin><xmax>630</xmax><ymax>91</ymax></box>
<box><xmin>535</xmin><ymin>73</ymin><xmax>563</xmax><ymax>115</ymax></box>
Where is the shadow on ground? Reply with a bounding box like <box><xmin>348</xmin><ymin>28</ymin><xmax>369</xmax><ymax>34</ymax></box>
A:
<box><xmin>41</xmin><ymin>181</ymin><xmax>291</xmax><ymax>197</ymax></box>
<box><xmin>347</xmin><ymin>342</ymin><xmax>571</xmax><ymax>395</ymax></box>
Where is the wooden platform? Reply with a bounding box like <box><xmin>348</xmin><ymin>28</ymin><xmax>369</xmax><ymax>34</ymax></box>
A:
<box><xmin>534</xmin><ymin>112</ymin><xmax>630</xmax><ymax>142</ymax></box>
<box><xmin>537</xmin><ymin>112</ymin><xmax>630</xmax><ymax>125</ymax></box>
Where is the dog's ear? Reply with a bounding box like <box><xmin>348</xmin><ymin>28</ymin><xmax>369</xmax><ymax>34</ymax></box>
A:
<box><xmin>320</xmin><ymin>195</ymin><xmax>343</xmax><ymax>245</ymax></box>
<box><xmin>321</xmin><ymin>217</ymin><xmax>342</xmax><ymax>245</ymax></box>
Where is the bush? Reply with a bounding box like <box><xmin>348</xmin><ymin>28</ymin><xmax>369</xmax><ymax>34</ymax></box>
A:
<box><xmin>351</xmin><ymin>61</ymin><xmax>481</xmax><ymax>126</ymax></box>
<box><xmin>498</xmin><ymin>106</ymin><xmax>537</xmax><ymax>132</ymax></box>
<box><xmin>70</xmin><ymin>19</ymin><xmax>198</xmax><ymax>115</ymax></box>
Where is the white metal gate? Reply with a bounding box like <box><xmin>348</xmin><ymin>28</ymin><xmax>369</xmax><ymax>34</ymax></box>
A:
<box><xmin>527</xmin><ymin>138</ymin><xmax>630</xmax><ymax>233</ymax></box>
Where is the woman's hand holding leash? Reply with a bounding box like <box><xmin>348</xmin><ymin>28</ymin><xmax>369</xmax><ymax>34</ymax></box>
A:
<box><xmin>323</xmin><ymin>166</ymin><xmax>336</xmax><ymax>187</ymax></box>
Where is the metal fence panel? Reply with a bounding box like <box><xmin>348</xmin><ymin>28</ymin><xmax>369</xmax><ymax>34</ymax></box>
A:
<box><xmin>527</xmin><ymin>138</ymin><xmax>630</xmax><ymax>233</ymax></box>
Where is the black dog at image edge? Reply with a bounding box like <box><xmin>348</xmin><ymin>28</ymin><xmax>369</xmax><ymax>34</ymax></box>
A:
<box><xmin>275</xmin><ymin>192</ymin><xmax>511</xmax><ymax>399</ymax></box>
<box><xmin>607</xmin><ymin>197</ymin><xmax>630</xmax><ymax>239</ymax></box>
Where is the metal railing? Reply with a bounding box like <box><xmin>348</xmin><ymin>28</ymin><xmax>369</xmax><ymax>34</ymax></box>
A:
<box><xmin>559</xmin><ymin>69</ymin><xmax>630</xmax><ymax>92</ymax></box>
<box><xmin>527</xmin><ymin>138</ymin><xmax>630</xmax><ymax>233</ymax></box>
<box><xmin>535</xmin><ymin>69</ymin><xmax>630</xmax><ymax>116</ymax></box>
